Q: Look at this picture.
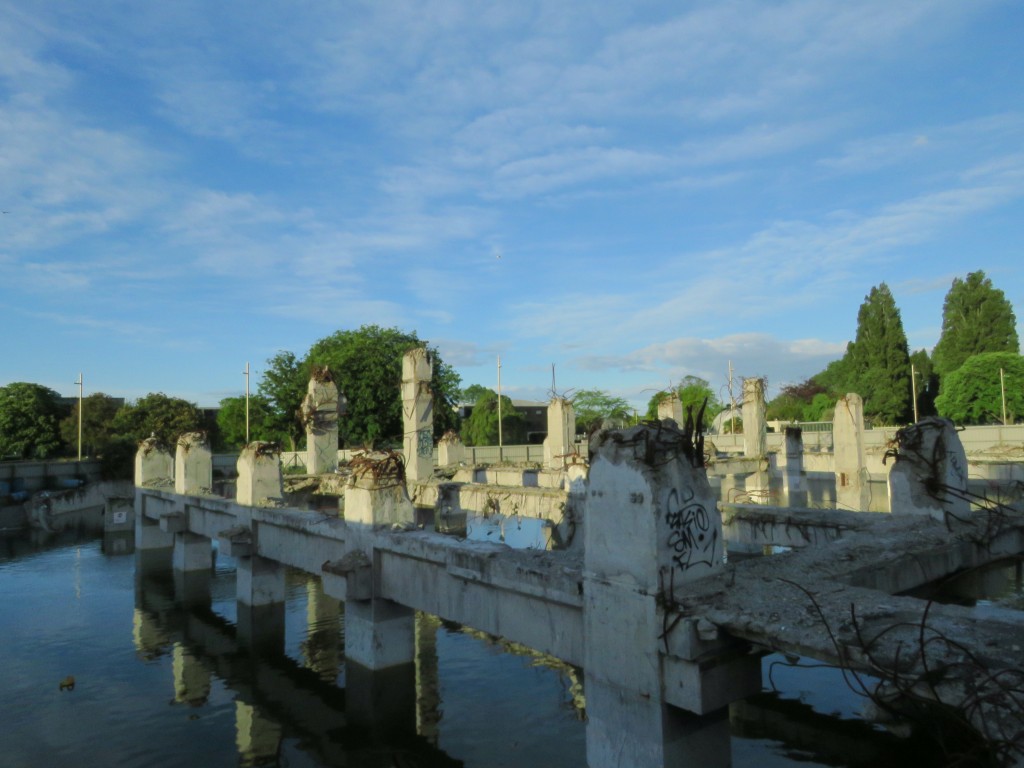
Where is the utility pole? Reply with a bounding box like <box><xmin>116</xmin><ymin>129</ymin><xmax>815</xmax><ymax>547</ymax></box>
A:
<box><xmin>75</xmin><ymin>372</ymin><xmax>83</xmax><ymax>461</ymax></box>
<box><xmin>1000</xmin><ymin>367</ymin><xmax>1008</xmax><ymax>426</ymax></box>
<box><xmin>497</xmin><ymin>355</ymin><xmax>503</xmax><ymax>461</ymax></box>
<box><xmin>243</xmin><ymin>362</ymin><xmax>251</xmax><ymax>444</ymax></box>
<box><xmin>728</xmin><ymin>360</ymin><xmax>736</xmax><ymax>434</ymax></box>
<box><xmin>911</xmin><ymin>363</ymin><xmax>919</xmax><ymax>423</ymax></box>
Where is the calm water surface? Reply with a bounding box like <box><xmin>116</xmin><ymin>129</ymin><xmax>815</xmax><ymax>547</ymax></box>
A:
<box><xmin>0</xmin><ymin>529</ymin><xmax>968</xmax><ymax>767</ymax></box>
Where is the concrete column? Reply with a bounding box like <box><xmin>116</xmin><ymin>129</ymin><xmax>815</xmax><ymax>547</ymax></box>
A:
<box><xmin>783</xmin><ymin>426</ymin><xmax>807</xmax><ymax>506</ymax></box>
<box><xmin>236</xmin><ymin>555</ymin><xmax>286</xmax><ymax>652</ymax></box>
<box><xmin>657</xmin><ymin>393</ymin><xmax>683</xmax><ymax>424</ymax></box>
<box><xmin>437</xmin><ymin>430</ymin><xmax>465</xmax><ymax>466</ymax></box>
<box><xmin>742</xmin><ymin>378</ymin><xmax>769</xmax><ymax>502</ymax></box>
<box><xmin>584</xmin><ymin>423</ymin><xmax>738</xmax><ymax>768</ymax></box>
<box><xmin>346</xmin><ymin>452</ymin><xmax>415</xmax><ymax>527</ymax></box>
<box><xmin>888</xmin><ymin>417</ymin><xmax>970</xmax><ymax>522</ymax></box>
<box><xmin>434</xmin><ymin>481</ymin><xmax>467</xmax><ymax>534</ymax></box>
<box><xmin>135</xmin><ymin>437</ymin><xmax>173</xmax><ymax>487</ymax></box>
<box><xmin>543</xmin><ymin>397</ymin><xmax>576</xmax><ymax>470</ymax></box>
<box><xmin>173</xmin><ymin>531</ymin><xmax>210</xmax><ymax>572</ymax></box>
<box><xmin>302</xmin><ymin>366</ymin><xmax>340</xmax><ymax>475</ymax></box>
<box><xmin>834</xmin><ymin>393</ymin><xmax>869</xmax><ymax>511</ymax></box>
<box><xmin>401</xmin><ymin>347</ymin><xmax>434</xmax><ymax>486</ymax></box>
<box><xmin>174</xmin><ymin>432</ymin><xmax>212</xmax><ymax>495</ymax></box>
<box><xmin>345</xmin><ymin>598</ymin><xmax>415</xmax><ymax>671</ymax></box>
<box><xmin>236</xmin><ymin>442</ymin><xmax>283</xmax><ymax>506</ymax></box>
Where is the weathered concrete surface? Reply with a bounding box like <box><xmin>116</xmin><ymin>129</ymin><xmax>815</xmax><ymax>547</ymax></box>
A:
<box><xmin>401</xmin><ymin>347</ymin><xmax>434</xmax><ymax>485</ymax></box>
<box><xmin>543</xmin><ymin>397</ymin><xmax>576</xmax><ymax>470</ymax></box>
<box><xmin>237</xmin><ymin>442</ymin><xmax>284</xmax><ymax>506</ymax></box>
<box><xmin>302</xmin><ymin>367</ymin><xmax>340</xmax><ymax>475</ymax></box>
<box><xmin>887</xmin><ymin>417</ymin><xmax>970</xmax><ymax>522</ymax></box>
<box><xmin>833</xmin><ymin>394</ymin><xmax>870</xmax><ymax>511</ymax></box>
<box><xmin>175</xmin><ymin>432</ymin><xmax>212</xmax><ymax>496</ymax></box>
<box><xmin>136</xmin><ymin>437</ymin><xmax>174</xmax><ymax>488</ymax></box>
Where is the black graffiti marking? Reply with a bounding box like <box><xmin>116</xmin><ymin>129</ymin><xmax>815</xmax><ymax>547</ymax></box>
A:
<box><xmin>664</xmin><ymin>488</ymin><xmax>717</xmax><ymax>570</ymax></box>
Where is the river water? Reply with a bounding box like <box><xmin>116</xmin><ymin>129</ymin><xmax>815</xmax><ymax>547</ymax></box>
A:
<box><xmin>2</xmin><ymin>528</ymin><xmax>1014</xmax><ymax>768</ymax></box>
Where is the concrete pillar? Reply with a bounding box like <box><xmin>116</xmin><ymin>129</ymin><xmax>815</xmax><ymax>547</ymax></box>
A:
<box><xmin>783</xmin><ymin>426</ymin><xmax>807</xmax><ymax>506</ymax></box>
<box><xmin>174</xmin><ymin>432</ymin><xmax>212</xmax><ymax>495</ymax></box>
<box><xmin>135</xmin><ymin>437</ymin><xmax>173</xmax><ymax>487</ymax></box>
<box><xmin>834</xmin><ymin>393</ymin><xmax>869</xmax><ymax>511</ymax></box>
<box><xmin>135</xmin><ymin>514</ymin><xmax>174</xmax><ymax>552</ymax></box>
<box><xmin>173</xmin><ymin>531</ymin><xmax>210</xmax><ymax>572</ymax></box>
<box><xmin>584</xmin><ymin>423</ymin><xmax>739</xmax><ymax>768</ymax></box>
<box><xmin>543</xmin><ymin>397</ymin><xmax>576</xmax><ymax>470</ymax></box>
<box><xmin>345</xmin><ymin>598</ymin><xmax>415</xmax><ymax>671</ymax></box>
<box><xmin>888</xmin><ymin>417</ymin><xmax>970</xmax><ymax>522</ymax></box>
<box><xmin>346</xmin><ymin>452</ymin><xmax>415</xmax><ymax>527</ymax></box>
<box><xmin>172</xmin><ymin>644</ymin><xmax>211</xmax><ymax>706</ymax></box>
<box><xmin>105</xmin><ymin>496</ymin><xmax>134</xmax><ymax>534</ymax></box>
<box><xmin>657</xmin><ymin>393</ymin><xmax>683</xmax><ymax>424</ymax></box>
<box><xmin>401</xmin><ymin>347</ymin><xmax>434</xmax><ymax>486</ymax></box>
<box><xmin>741</xmin><ymin>378</ymin><xmax>769</xmax><ymax>502</ymax></box>
<box><xmin>236</xmin><ymin>555</ymin><xmax>286</xmax><ymax>652</ymax></box>
<box><xmin>302</xmin><ymin>366</ymin><xmax>340</xmax><ymax>475</ymax></box>
<box><xmin>437</xmin><ymin>430</ymin><xmax>465</xmax><ymax>466</ymax></box>
<box><xmin>236</xmin><ymin>442</ymin><xmax>283</xmax><ymax>506</ymax></box>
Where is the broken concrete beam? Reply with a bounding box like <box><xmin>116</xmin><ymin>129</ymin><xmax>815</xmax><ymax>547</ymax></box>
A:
<box><xmin>217</xmin><ymin>525</ymin><xmax>253</xmax><ymax>558</ymax></box>
<box><xmin>322</xmin><ymin>550</ymin><xmax>373</xmax><ymax>601</ymax></box>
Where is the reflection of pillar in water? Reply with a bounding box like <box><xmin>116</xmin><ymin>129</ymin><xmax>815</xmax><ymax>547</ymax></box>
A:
<box><xmin>415</xmin><ymin>613</ymin><xmax>441</xmax><ymax>744</ymax></box>
<box><xmin>345</xmin><ymin>598</ymin><xmax>416</xmax><ymax>736</ymax></box>
<box><xmin>172</xmin><ymin>643</ymin><xmax>211</xmax><ymax>706</ymax></box>
<box><xmin>302</xmin><ymin>577</ymin><xmax>341</xmax><ymax>679</ymax></box>
<box><xmin>237</xmin><ymin>555</ymin><xmax>286</xmax><ymax>652</ymax></box>
<box><xmin>132</xmin><ymin>608</ymin><xmax>170</xmax><ymax>660</ymax></box>
<box><xmin>235</xmin><ymin>701</ymin><xmax>282</xmax><ymax>767</ymax></box>
<box><xmin>173</xmin><ymin>532</ymin><xmax>212</xmax><ymax>607</ymax></box>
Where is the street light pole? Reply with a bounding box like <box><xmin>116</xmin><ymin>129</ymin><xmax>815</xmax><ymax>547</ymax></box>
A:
<box><xmin>497</xmin><ymin>355</ymin><xmax>503</xmax><ymax>462</ymax></box>
<box><xmin>1000</xmin><ymin>367</ymin><xmax>1008</xmax><ymax>426</ymax></box>
<box><xmin>910</xmin><ymin>363</ymin><xmax>919</xmax><ymax>424</ymax></box>
<box><xmin>75</xmin><ymin>372</ymin><xmax>83</xmax><ymax>461</ymax></box>
<box><xmin>243</xmin><ymin>362</ymin><xmax>251</xmax><ymax>444</ymax></box>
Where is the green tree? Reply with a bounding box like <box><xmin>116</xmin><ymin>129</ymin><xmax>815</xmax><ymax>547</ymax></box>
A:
<box><xmin>0</xmin><ymin>382</ymin><xmax>64</xmax><ymax>459</ymax></box>
<box><xmin>767</xmin><ymin>378</ymin><xmax>828</xmax><ymax>422</ymax></box>
<box><xmin>305</xmin><ymin>325</ymin><xmax>460</xmax><ymax>448</ymax></box>
<box><xmin>932</xmin><ymin>271</ymin><xmax>1019</xmax><ymax>379</ymax></box>
<box><xmin>571</xmin><ymin>389</ymin><xmax>631</xmax><ymax>432</ymax></box>
<box><xmin>111</xmin><ymin>393</ymin><xmax>204</xmax><ymax>446</ymax></box>
<box><xmin>216</xmin><ymin>394</ymin><xmax>277</xmax><ymax>450</ymax></box>
<box><xmin>460</xmin><ymin>384</ymin><xmax>494</xmax><ymax>405</ymax></box>
<box><xmin>846</xmin><ymin>284</ymin><xmax>912</xmax><ymax>424</ymax></box>
<box><xmin>644</xmin><ymin>376</ymin><xmax>720</xmax><ymax>429</ymax></box>
<box><xmin>909</xmin><ymin>349</ymin><xmax>938</xmax><ymax>419</ymax></box>
<box><xmin>934</xmin><ymin>352</ymin><xmax>1024</xmax><ymax>425</ymax></box>
<box><xmin>813</xmin><ymin>346</ymin><xmax>857</xmax><ymax>396</ymax></box>
<box><xmin>257</xmin><ymin>350</ymin><xmax>309</xmax><ymax>451</ymax></box>
<box><xmin>59</xmin><ymin>392</ymin><xmax>122</xmax><ymax>457</ymax></box>
<box><xmin>461</xmin><ymin>391</ymin><xmax>526</xmax><ymax>446</ymax></box>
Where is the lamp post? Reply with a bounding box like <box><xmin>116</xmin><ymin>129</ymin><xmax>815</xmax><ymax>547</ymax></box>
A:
<box><xmin>910</xmin><ymin>363</ymin><xmax>920</xmax><ymax>424</ymax></box>
<box><xmin>497</xmin><ymin>355</ymin><xmax>503</xmax><ymax>462</ymax></box>
<box><xmin>1000</xmin><ymin>367</ymin><xmax>1008</xmax><ymax>426</ymax></box>
<box><xmin>243</xmin><ymin>362</ymin><xmax>251</xmax><ymax>444</ymax></box>
<box><xmin>74</xmin><ymin>372</ymin><xmax>83</xmax><ymax>461</ymax></box>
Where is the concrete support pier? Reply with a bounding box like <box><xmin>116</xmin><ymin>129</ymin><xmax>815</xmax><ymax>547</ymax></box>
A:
<box><xmin>302</xmin><ymin>366</ymin><xmax>341</xmax><ymax>475</ymax></box>
<box><xmin>174</xmin><ymin>432</ymin><xmax>212</xmax><ymax>495</ymax></box>
<box><xmin>236</xmin><ymin>555</ymin><xmax>286</xmax><ymax>651</ymax></box>
<box><xmin>887</xmin><ymin>417</ymin><xmax>970</xmax><ymax>522</ymax></box>
<box><xmin>237</xmin><ymin>442</ymin><xmax>283</xmax><ymax>506</ymax></box>
<box><xmin>584</xmin><ymin>423</ymin><xmax>747</xmax><ymax>768</ymax></box>
<box><xmin>401</xmin><ymin>347</ymin><xmax>434</xmax><ymax>486</ymax></box>
<box><xmin>543</xmin><ymin>397</ymin><xmax>576</xmax><ymax>470</ymax></box>
<box><xmin>782</xmin><ymin>426</ymin><xmax>807</xmax><ymax>506</ymax></box>
<box><xmin>834</xmin><ymin>393</ymin><xmax>869</xmax><ymax>511</ymax></box>
<box><xmin>742</xmin><ymin>377</ymin><xmax>769</xmax><ymax>501</ymax></box>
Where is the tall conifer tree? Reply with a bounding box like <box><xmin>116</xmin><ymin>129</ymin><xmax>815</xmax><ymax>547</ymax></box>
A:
<box><xmin>932</xmin><ymin>271</ymin><xmax>1019</xmax><ymax>378</ymax></box>
<box><xmin>849</xmin><ymin>283</ymin><xmax>912</xmax><ymax>424</ymax></box>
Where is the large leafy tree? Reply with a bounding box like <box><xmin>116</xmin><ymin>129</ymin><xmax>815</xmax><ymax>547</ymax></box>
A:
<box><xmin>571</xmin><ymin>389</ymin><xmax>631</xmax><ymax>432</ymax></box>
<box><xmin>305</xmin><ymin>325</ymin><xmax>460</xmax><ymax>448</ymax></box>
<box><xmin>461</xmin><ymin>391</ymin><xmax>526</xmax><ymax>446</ymax></box>
<box><xmin>767</xmin><ymin>378</ymin><xmax>828</xmax><ymax>422</ymax></box>
<box><xmin>645</xmin><ymin>376</ymin><xmax>720</xmax><ymax>429</ymax></box>
<box><xmin>935</xmin><ymin>352</ymin><xmax>1024</xmax><ymax>425</ymax></box>
<box><xmin>59</xmin><ymin>392</ymin><xmax>122</xmax><ymax>456</ymax></box>
<box><xmin>909</xmin><ymin>349</ymin><xmax>938</xmax><ymax>419</ymax></box>
<box><xmin>111</xmin><ymin>393</ymin><xmax>204</xmax><ymax>446</ymax></box>
<box><xmin>216</xmin><ymin>394</ymin><xmax>278</xmax><ymax>451</ymax></box>
<box><xmin>0</xmin><ymin>382</ymin><xmax>64</xmax><ymax>459</ymax></box>
<box><xmin>460</xmin><ymin>384</ymin><xmax>494</xmax><ymax>405</ymax></box>
<box><xmin>257</xmin><ymin>350</ymin><xmax>309</xmax><ymax>452</ymax></box>
<box><xmin>932</xmin><ymin>271</ymin><xmax>1019</xmax><ymax>379</ymax></box>
<box><xmin>844</xmin><ymin>284</ymin><xmax>912</xmax><ymax>424</ymax></box>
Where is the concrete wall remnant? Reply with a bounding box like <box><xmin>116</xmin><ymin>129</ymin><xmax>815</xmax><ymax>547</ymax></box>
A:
<box><xmin>657</xmin><ymin>393</ymin><xmax>683</xmax><ymax>424</ymax></box>
<box><xmin>741</xmin><ymin>378</ymin><xmax>769</xmax><ymax>501</ymax></box>
<box><xmin>437</xmin><ymin>430</ymin><xmax>464</xmax><ymax>466</ymax></box>
<box><xmin>887</xmin><ymin>417</ymin><xmax>970</xmax><ymax>522</ymax></box>
<box><xmin>135</xmin><ymin>437</ymin><xmax>174</xmax><ymax>487</ymax></box>
<box><xmin>346</xmin><ymin>451</ymin><xmax>415</xmax><ymax>527</ymax></box>
<box><xmin>302</xmin><ymin>366</ymin><xmax>341</xmax><ymax>475</ymax></box>
<box><xmin>834</xmin><ymin>393</ymin><xmax>870</xmax><ymax>511</ymax></box>
<box><xmin>236</xmin><ymin>442</ymin><xmax>284</xmax><ymax>506</ymax></box>
<box><xmin>175</xmin><ymin>432</ymin><xmax>212</xmax><ymax>496</ymax></box>
<box><xmin>543</xmin><ymin>397</ymin><xmax>576</xmax><ymax>471</ymax></box>
<box><xmin>401</xmin><ymin>348</ymin><xmax>434</xmax><ymax>486</ymax></box>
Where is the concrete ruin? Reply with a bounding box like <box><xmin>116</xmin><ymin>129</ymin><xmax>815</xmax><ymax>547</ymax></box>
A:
<box><xmin>175</xmin><ymin>432</ymin><xmax>212</xmax><ymax>496</ymax></box>
<box><xmin>436</xmin><ymin>430</ymin><xmax>464</xmax><ymax>466</ymax></box>
<box><xmin>833</xmin><ymin>393</ymin><xmax>870</xmax><ymax>511</ymax></box>
<box><xmin>135</xmin><ymin>437</ymin><xmax>173</xmax><ymax>487</ymax></box>
<box><xmin>302</xmin><ymin>366</ymin><xmax>341</xmax><ymax>475</ymax></box>
<box><xmin>542</xmin><ymin>397</ymin><xmax>576</xmax><ymax>471</ymax></box>
<box><xmin>236</xmin><ymin>442</ymin><xmax>284</xmax><ymax>507</ymax></box>
<box><xmin>656</xmin><ymin>392</ymin><xmax>683</xmax><ymax>423</ymax></box>
<box><xmin>401</xmin><ymin>347</ymin><xmax>434</xmax><ymax>486</ymax></box>
<box><xmin>887</xmin><ymin>417</ymin><xmax>970</xmax><ymax>522</ymax></box>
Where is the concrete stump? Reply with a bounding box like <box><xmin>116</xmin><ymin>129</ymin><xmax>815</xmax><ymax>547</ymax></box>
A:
<box><xmin>888</xmin><ymin>417</ymin><xmax>970</xmax><ymax>522</ymax></box>
<box><xmin>543</xmin><ymin>397</ymin><xmax>576</xmax><ymax>470</ymax></box>
<box><xmin>236</xmin><ymin>442</ymin><xmax>283</xmax><ymax>506</ymax></box>
<box><xmin>302</xmin><ymin>366</ymin><xmax>341</xmax><ymax>475</ymax></box>
<box><xmin>834</xmin><ymin>393</ymin><xmax>869</xmax><ymax>511</ymax></box>
<box><xmin>135</xmin><ymin>437</ymin><xmax>173</xmax><ymax>487</ymax></box>
<box><xmin>175</xmin><ymin>432</ymin><xmax>212</xmax><ymax>495</ymax></box>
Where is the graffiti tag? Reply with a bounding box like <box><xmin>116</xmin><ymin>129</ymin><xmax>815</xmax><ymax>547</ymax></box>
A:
<box><xmin>664</xmin><ymin>488</ymin><xmax>718</xmax><ymax>571</ymax></box>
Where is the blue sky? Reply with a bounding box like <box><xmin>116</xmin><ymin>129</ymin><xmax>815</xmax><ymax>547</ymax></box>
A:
<box><xmin>2</xmin><ymin>1</ymin><xmax>1022</xmax><ymax>411</ymax></box>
